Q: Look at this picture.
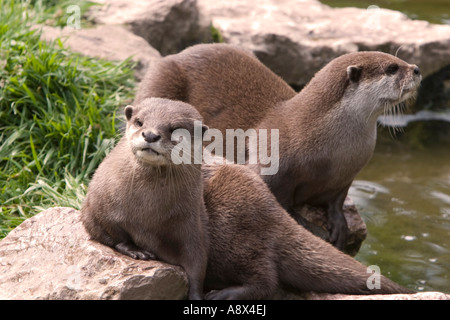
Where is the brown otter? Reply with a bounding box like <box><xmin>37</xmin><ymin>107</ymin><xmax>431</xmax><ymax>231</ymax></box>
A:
<box><xmin>134</xmin><ymin>44</ymin><xmax>422</xmax><ymax>250</ymax></box>
<box><xmin>81</xmin><ymin>98</ymin><xmax>209</xmax><ymax>300</ymax></box>
<box><xmin>82</xmin><ymin>97</ymin><xmax>414</xmax><ymax>299</ymax></box>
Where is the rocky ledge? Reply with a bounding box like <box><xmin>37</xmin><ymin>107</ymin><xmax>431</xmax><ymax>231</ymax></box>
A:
<box><xmin>36</xmin><ymin>0</ymin><xmax>449</xmax><ymax>88</ymax></box>
<box><xmin>0</xmin><ymin>207</ymin><xmax>448</xmax><ymax>300</ymax></box>
<box><xmin>198</xmin><ymin>0</ymin><xmax>450</xmax><ymax>87</ymax></box>
<box><xmin>0</xmin><ymin>207</ymin><xmax>187</xmax><ymax>300</ymax></box>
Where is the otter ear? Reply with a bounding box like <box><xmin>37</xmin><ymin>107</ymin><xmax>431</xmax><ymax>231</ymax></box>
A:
<box><xmin>347</xmin><ymin>65</ymin><xmax>362</xmax><ymax>82</ymax></box>
<box><xmin>125</xmin><ymin>105</ymin><xmax>134</xmax><ymax>121</ymax></box>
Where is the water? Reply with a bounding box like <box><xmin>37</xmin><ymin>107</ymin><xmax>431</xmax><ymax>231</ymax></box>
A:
<box><xmin>349</xmin><ymin>124</ymin><xmax>450</xmax><ymax>293</ymax></box>
<box><xmin>319</xmin><ymin>0</ymin><xmax>450</xmax><ymax>25</ymax></box>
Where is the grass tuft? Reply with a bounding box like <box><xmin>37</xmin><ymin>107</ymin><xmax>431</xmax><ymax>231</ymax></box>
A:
<box><xmin>0</xmin><ymin>0</ymin><xmax>135</xmax><ymax>238</ymax></box>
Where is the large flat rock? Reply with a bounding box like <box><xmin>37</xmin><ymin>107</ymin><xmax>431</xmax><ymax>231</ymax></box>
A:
<box><xmin>88</xmin><ymin>0</ymin><xmax>212</xmax><ymax>55</ymax></box>
<box><xmin>198</xmin><ymin>0</ymin><xmax>450</xmax><ymax>87</ymax></box>
<box><xmin>36</xmin><ymin>24</ymin><xmax>161</xmax><ymax>80</ymax></box>
<box><xmin>0</xmin><ymin>207</ymin><xmax>447</xmax><ymax>300</ymax></box>
<box><xmin>0</xmin><ymin>207</ymin><xmax>188</xmax><ymax>300</ymax></box>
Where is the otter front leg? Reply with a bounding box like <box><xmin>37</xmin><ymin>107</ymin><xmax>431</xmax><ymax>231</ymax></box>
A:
<box><xmin>327</xmin><ymin>186</ymin><xmax>350</xmax><ymax>250</ymax></box>
<box><xmin>84</xmin><ymin>217</ymin><xmax>157</xmax><ymax>260</ymax></box>
<box><xmin>183</xmin><ymin>235</ymin><xmax>208</xmax><ymax>300</ymax></box>
<box><xmin>327</xmin><ymin>206</ymin><xmax>348</xmax><ymax>250</ymax></box>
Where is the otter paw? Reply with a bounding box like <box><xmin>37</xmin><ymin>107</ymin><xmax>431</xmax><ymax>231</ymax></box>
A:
<box><xmin>328</xmin><ymin>220</ymin><xmax>348</xmax><ymax>251</ymax></box>
<box><xmin>115</xmin><ymin>242</ymin><xmax>156</xmax><ymax>260</ymax></box>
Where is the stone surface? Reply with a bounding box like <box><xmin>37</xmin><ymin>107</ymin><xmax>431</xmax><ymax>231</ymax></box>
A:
<box><xmin>0</xmin><ymin>207</ymin><xmax>188</xmax><ymax>300</ymax></box>
<box><xmin>0</xmin><ymin>207</ymin><xmax>447</xmax><ymax>300</ymax></box>
<box><xmin>303</xmin><ymin>291</ymin><xmax>450</xmax><ymax>300</ymax></box>
<box><xmin>88</xmin><ymin>0</ymin><xmax>212</xmax><ymax>56</ymax></box>
<box><xmin>35</xmin><ymin>24</ymin><xmax>161</xmax><ymax>80</ymax></box>
<box><xmin>0</xmin><ymin>204</ymin><xmax>365</xmax><ymax>299</ymax></box>
<box><xmin>198</xmin><ymin>0</ymin><xmax>450</xmax><ymax>87</ymax></box>
<box><xmin>296</xmin><ymin>197</ymin><xmax>367</xmax><ymax>256</ymax></box>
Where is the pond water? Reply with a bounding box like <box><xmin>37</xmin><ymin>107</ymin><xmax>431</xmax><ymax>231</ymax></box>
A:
<box><xmin>319</xmin><ymin>0</ymin><xmax>450</xmax><ymax>25</ymax></box>
<box><xmin>349</xmin><ymin>122</ymin><xmax>450</xmax><ymax>293</ymax></box>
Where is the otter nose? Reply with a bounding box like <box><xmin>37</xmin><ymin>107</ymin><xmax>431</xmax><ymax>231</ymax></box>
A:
<box><xmin>142</xmin><ymin>131</ymin><xmax>161</xmax><ymax>143</ymax></box>
<box><xmin>413</xmin><ymin>66</ymin><xmax>421</xmax><ymax>76</ymax></box>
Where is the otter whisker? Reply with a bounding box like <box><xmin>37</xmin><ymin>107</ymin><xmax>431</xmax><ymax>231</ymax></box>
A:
<box><xmin>383</xmin><ymin>102</ymin><xmax>396</xmax><ymax>138</ymax></box>
<box><xmin>395</xmin><ymin>45</ymin><xmax>405</xmax><ymax>58</ymax></box>
<box><xmin>366</xmin><ymin>101</ymin><xmax>379</xmax><ymax>124</ymax></box>
<box><xmin>399</xmin><ymin>82</ymin><xmax>405</xmax><ymax>101</ymax></box>
<box><xmin>387</xmin><ymin>105</ymin><xmax>395</xmax><ymax>138</ymax></box>
<box><xmin>394</xmin><ymin>104</ymin><xmax>401</xmax><ymax>134</ymax></box>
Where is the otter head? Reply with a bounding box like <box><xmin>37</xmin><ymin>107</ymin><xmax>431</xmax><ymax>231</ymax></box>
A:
<box><xmin>310</xmin><ymin>52</ymin><xmax>422</xmax><ymax>123</ymax></box>
<box><xmin>341</xmin><ymin>52</ymin><xmax>422</xmax><ymax>120</ymax></box>
<box><xmin>124</xmin><ymin>98</ymin><xmax>208</xmax><ymax>166</ymax></box>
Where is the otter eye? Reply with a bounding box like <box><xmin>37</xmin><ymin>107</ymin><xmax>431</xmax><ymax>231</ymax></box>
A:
<box><xmin>386</xmin><ymin>63</ymin><xmax>399</xmax><ymax>75</ymax></box>
<box><xmin>135</xmin><ymin>119</ymin><xmax>143</xmax><ymax>127</ymax></box>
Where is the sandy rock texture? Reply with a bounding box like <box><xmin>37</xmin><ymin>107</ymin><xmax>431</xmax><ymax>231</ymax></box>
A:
<box><xmin>0</xmin><ymin>207</ymin><xmax>188</xmax><ymax>300</ymax></box>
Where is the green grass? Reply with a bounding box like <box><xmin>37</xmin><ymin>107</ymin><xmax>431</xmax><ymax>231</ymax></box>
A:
<box><xmin>0</xmin><ymin>0</ymin><xmax>136</xmax><ymax>238</ymax></box>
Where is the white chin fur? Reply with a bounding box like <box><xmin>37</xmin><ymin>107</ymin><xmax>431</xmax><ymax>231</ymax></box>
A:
<box><xmin>135</xmin><ymin>150</ymin><xmax>168</xmax><ymax>165</ymax></box>
<box><xmin>129</xmin><ymin>136</ymin><xmax>168</xmax><ymax>165</ymax></box>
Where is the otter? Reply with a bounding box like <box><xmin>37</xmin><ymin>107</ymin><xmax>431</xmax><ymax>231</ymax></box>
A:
<box><xmin>81</xmin><ymin>98</ymin><xmax>209</xmax><ymax>300</ymax></box>
<box><xmin>134</xmin><ymin>44</ymin><xmax>422</xmax><ymax>250</ymax></box>
<box><xmin>82</xmin><ymin>98</ymin><xmax>414</xmax><ymax>299</ymax></box>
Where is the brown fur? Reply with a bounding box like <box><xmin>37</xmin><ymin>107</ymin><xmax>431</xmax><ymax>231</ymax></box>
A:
<box><xmin>82</xmin><ymin>98</ymin><xmax>414</xmax><ymax>300</ymax></box>
<box><xmin>135</xmin><ymin>44</ymin><xmax>422</xmax><ymax>250</ymax></box>
<box><xmin>203</xmin><ymin>163</ymin><xmax>413</xmax><ymax>299</ymax></box>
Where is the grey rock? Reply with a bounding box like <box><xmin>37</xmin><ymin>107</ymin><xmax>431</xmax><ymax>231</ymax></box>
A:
<box><xmin>198</xmin><ymin>0</ymin><xmax>450</xmax><ymax>87</ymax></box>
<box><xmin>88</xmin><ymin>0</ymin><xmax>212</xmax><ymax>56</ymax></box>
<box><xmin>0</xmin><ymin>207</ymin><xmax>188</xmax><ymax>300</ymax></box>
<box><xmin>1</xmin><ymin>207</ymin><xmax>447</xmax><ymax>300</ymax></box>
<box><xmin>35</xmin><ymin>24</ymin><xmax>161</xmax><ymax>80</ymax></box>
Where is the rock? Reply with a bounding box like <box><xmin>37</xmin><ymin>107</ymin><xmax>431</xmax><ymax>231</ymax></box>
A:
<box><xmin>415</xmin><ymin>64</ymin><xmax>450</xmax><ymax>112</ymax></box>
<box><xmin>0</xmin><ymin>203</ymin><xmax>365</xmax><ymax>300</ymax></box>
<box><xmin>35</xmin><ymin>24</ymin><xmax>161</xmax><ymax>80</ymax></box>
<box><xmin>1</xmin><ymin>207</ymin><xmax>447</xmax><ymax>300</ymax></box>
<box><xmin>88</xmin><ymin>0</ymin><xmax>212</xmax><ymax>56</ymax></box>
<box><xmin>295</xmin><ymin>197</ymin><xmax>367</xmax><ymax>256</ymax></box>
<box><xmin>198</xmin><ymin>0</ymin><xmax>450</xmax><ymax>88</ymax></box>
<box><xmin>303</xmin><ymin>291</ymin><xmax>450</xmax><ymax>300</ymax></box>
<box><xmin>0</xmin><ymin>207</ymin><xmax>188</xmax><ymax>300</ymax></box>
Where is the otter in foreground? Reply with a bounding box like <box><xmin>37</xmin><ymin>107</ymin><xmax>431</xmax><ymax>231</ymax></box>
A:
<box><xmin>82</xmin><ymin>98</ymin><xmax>414</xmax><ymax>299</ymax></box>
<box><xmin>134</xmin><ymin>44</ymin><xmax>422</xmax><ymax>250</ymax></box>
<box><xmin>81</xmin><ymin>98</ymin><xmax>209</xmax><ymax>300</ymax></box>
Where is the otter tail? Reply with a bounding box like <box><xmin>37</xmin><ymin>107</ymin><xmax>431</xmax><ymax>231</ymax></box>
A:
<box><xmin>278</xmin><ymin>217</ymin><xmax>415</xmax><ymax>295</ymax></box>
